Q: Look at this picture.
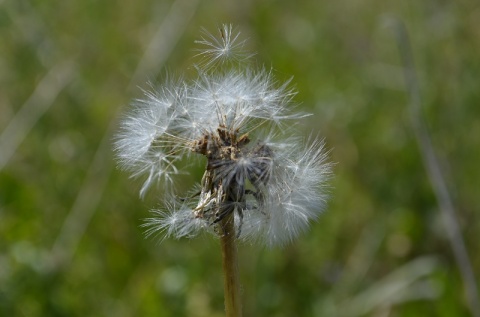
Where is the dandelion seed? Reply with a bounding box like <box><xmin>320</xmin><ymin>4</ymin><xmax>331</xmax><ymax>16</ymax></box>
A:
<box><xmin>194</xmin><ymin>24</ymin><xmax>254</xmax><ymax>68</ymax></box>
<box><xmin>114</xmin><ymin>24</ymin><xmax>332</xmax><ymax>247</ymax></box>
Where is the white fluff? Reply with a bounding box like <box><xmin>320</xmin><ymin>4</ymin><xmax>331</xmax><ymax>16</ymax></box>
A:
<box><xmin>115</xmin><ymin>24</ymin><xmax>332</xmax><ymax>246</ymax></box>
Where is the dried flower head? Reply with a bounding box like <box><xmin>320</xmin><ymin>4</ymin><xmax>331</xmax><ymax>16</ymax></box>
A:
<box><xmin>115</xmin><ymin>24</ymin><xmax>332</xmax><ymax>247</ymax></box>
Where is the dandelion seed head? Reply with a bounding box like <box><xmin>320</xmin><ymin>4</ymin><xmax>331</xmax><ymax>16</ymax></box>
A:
<box><xmin>115</xmin><ymin>24</ymin><xmax>332</xmax><ymax>246</ymax></box>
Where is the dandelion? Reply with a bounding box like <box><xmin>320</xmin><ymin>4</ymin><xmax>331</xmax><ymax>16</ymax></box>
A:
<box><xmin>115</xmin><ymin>23</ymin><xmax>331</xmax><ymax>246</ymax></box>
<box><xmin>115</xmin><ymin>24</ymin><xmax>332</xmax><ymax>316</ymax></box>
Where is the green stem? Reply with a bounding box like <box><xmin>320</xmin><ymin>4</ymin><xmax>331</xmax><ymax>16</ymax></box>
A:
<box><xmin>219</xmin><ymin>213</ymin><xmax>242</xmax><ymax>317</ymax></box>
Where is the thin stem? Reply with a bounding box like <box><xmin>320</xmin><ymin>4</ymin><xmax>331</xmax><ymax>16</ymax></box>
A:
<box><xmin>0</xmin><ymin>61</ymin><xmax>74</xmax><ymax>171</ymax></box>
<box><xmin>219</xmin><ymin>213</ymin><xmax>242</xmax><ymax>317</ymax></box>
<box><xmin>393</xmin><ymin>18</ymin><xmax>480</xmax><ymax>317</ymax></box>
<box><xmin>127</xmin><ymin>0</ymin><xmax>200</xmax><ymax>89</ymax></box>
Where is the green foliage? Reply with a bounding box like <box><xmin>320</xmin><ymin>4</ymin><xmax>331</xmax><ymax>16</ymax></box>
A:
<box><xmin>1</xmin><ymin>0</ymin><xmax>479</xmax><ymax>316</ymax></box>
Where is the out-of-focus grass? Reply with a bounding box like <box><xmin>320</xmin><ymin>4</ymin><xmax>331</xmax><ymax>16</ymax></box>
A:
<box><xmin>1</xmin><ymin>0</ymin><xmax>479</xmax><ymax>316</ymax></box>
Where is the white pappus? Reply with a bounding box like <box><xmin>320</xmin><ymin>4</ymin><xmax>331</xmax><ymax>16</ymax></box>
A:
<box><xmin>114</xmin><ymin>24</ymin><xmax>332</xmax><ymax>247</ymax></box>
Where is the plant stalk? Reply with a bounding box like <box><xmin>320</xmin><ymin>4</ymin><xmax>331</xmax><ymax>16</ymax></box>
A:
<box><xmin>394</xmin><ymin>18</ymin><xmax>480</xmax><ymax>316</ymax></box>
<box><xmin>219</xmin><ymin>213</ymin><xmax>242</xmax><ymax>317</ymax></box>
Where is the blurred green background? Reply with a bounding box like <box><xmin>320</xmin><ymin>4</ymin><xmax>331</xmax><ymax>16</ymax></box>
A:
<box><xmin>1</xmin><ymin>0</ymin><xmax>479</xmax><ymax>316</ymax></box>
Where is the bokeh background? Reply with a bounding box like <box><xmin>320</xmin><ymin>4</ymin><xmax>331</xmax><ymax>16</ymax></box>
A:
<box><xmin>1</xmin><ymin>0</ymin><xmax>479</xmax><ymax>316</ymax></box>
